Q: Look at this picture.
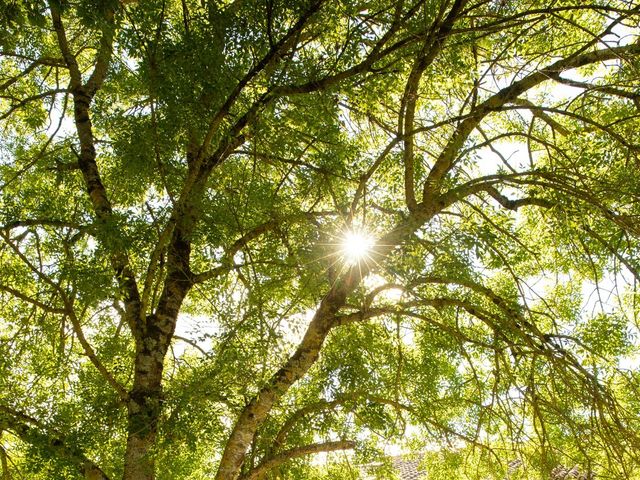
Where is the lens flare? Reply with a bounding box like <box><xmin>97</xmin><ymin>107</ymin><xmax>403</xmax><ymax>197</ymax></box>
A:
<box><xmin>341</xmin><ymin>230</ymin><xmax>374</xmax><ymax>264</ymax></box>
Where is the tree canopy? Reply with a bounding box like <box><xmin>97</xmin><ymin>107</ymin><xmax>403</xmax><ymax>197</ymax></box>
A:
<box><xmin>1</xmin><ymin>0</ymin><xmax>640</xmax><ymax>479</ymax></box>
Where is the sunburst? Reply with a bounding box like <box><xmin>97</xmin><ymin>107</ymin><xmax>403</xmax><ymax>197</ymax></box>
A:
<box><xmin>340</xmin><ymin>229</ymin><xmax>375</xmax><ymax>266</ymax></box>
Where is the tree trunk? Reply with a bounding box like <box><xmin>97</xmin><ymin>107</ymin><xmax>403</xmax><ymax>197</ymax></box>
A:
<box><xmin>0</xmin><ymin>432</ymin><xmax>10</xmax><ymax>480</ymax></box>
<box><xmin>123</xmin><ymin>351</ymin><xmax>163</xmax><ymax>480</ymax></box>
<box><xmin>122</xmin><ymin>312</ymin><xmax>177</xmax><ymax>480</ymax></box>
<box><xmin>85</xmin><ymin>464</ymin><xmax>109</xmax><ymax>480</ymax></box>
<box><xmin>214</xmin><ymin>284</ymin><xmax>350</xmax><ymax>479</ymax></box>
<box><xmin>122</xmin><ymin>265</ymin><xmax>189</xmax><ymax>480</ymax></box>
<box><xmin>214</xmin><ymin>209</ymin><xmax>437</xmax><ymax>479</ymax></box>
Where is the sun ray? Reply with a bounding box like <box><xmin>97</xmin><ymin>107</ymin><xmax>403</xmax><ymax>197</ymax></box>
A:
<box><xmin>340</xmin><ymin>229</ymin><xmax>374</xmax><ymax>266</ymax></box>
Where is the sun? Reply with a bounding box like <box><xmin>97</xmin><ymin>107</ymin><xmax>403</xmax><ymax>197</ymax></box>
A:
<box><xmin>341</xmin><ymin>230</ymin><xmax>374</xmax><ymax>265</ymax></box>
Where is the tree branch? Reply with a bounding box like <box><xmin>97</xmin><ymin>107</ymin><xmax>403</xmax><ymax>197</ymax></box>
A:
<box><xmin>239</xmin><ymin>441</ymin><xmax>356</xmax><ymax>480</ymax></box>
<box><xmin>66</xmin><ymin>308</ymin><xmax>129</xmax><ymax>402</ymax></box>
<box><xmin>0</xmin><ymin>284</ymin><xmax>66</xmax><ymax>314</ymax></box>
<box><xmin>0</xmin><ymin>89</ymin><xmax>69</xmax><ymax>121</ymax></box>
<box><xmin>0</xmin><ymin>231</ymin><xmax>128</xmax><ymax>402</ymax></box>
<box><xmin>422</xmin><ymin>41</ymin><xmax>640</xmax><ymax>201</ymax></box>
<box><xmin>0</xmin><ymin>56</ymin><xmax>64</xmax><ymax>90</ymax></box>
<box><xmin>199</xmin><ymin>0</ymin><xmax>326</xmax><ymax>158</ymax></box>
<box><xmin>272</xmin><ymin>391</ymin><xmax>411</xmax><ymax>451</ymax></box>
<box><xmin>0</xmin><ymin>405</ymin><xmax>110</xmax><ymax>480</ymax></box>
<box><xmin>482</xmin><ymin>185</ymin><xmax>554</xmax><ymax>210</ymax></box>
<box><xmin>85</xmin><ymin>8</ymin><xmax>117</xmax><ymax>97</ymax></box>
<box><xmin>509</xmin><ymin>98</ymin><xmax>569</xmax><ymax>135</ymax></box>
<box><xmin>547</xmin><ymin>72</ymin><xmax>640</xmax><ymax>107</ymax></box>
<box><xmin>49</xmin><ymin>0</ymin><xmax>143</xmax><ymax>336</ymax></box>
<box><xmin>0</xmin><ymin>219</ymin><xmax>85</xmax><ymax>231</ymax></box>
<box><xmin>269</xmin><ymin>0</ymin><xmax>426</xmax><ymax>98</ymax></box>
<box><xmin>399</xmin><ymin>0</ymin><xmax>468</xmax><ymax>212</ymax></box>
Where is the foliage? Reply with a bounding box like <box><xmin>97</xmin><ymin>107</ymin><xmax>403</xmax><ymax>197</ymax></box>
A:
<box><xmin>1</xmin><ymin>0</ymin><xmax>640</xmax><ymax>479</ymax></box>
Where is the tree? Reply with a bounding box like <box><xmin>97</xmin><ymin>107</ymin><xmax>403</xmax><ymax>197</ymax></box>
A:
<box><xmin>1</xmin><ymin>0</ymin><xmax>639</xmax><ymax>478</ymax></box>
